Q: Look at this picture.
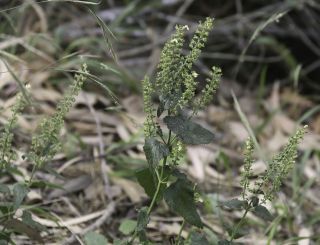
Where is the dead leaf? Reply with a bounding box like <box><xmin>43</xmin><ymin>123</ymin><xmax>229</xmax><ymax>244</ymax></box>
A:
<box><xmin>4</xmin><ymin>219</ymin><xmax>44</xmax><ymax>243</ymax></box>
<box><xmin>227</xmin><ymin>121</ymin><xmax>249</xmax><ymax>142</ymax></box>
<box><xmin>48</xmin><ymin>175</ymin><xmax>92</xmax><ymax>199</ymax></box>
<box><xmin>266</xmin><ymin>130</ymin><xmax>288</xmax><ymax>152</ymax></box>
<box><xmin>207</xmin><ymin>105</ymin><xmax>233</xmax><ymax>125</ymax></box>
<box><xmin>312</xmin><ymin>115</ymin><xmax>320</xmax><ymax>134</ymax></box>
<box><xmin>282</xmin><ymin>88</ymin><xmax>313</xmax><ymax>108</ymax></box>
<box><xmin>187</xmin><ymin>146</ymin><xmax>216</xmax><ymax>182</ymax></box>
<box><xmin>111</xmin><ymin>177</ymin><xmax>145</xmax><ymax>203</ymax></box>
<box><xmin>298</xmin><ymin>227</ymin><xmax>311</xmax><ymax>245</ymax></box>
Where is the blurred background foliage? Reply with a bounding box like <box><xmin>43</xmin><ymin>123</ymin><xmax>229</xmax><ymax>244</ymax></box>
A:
<box><xmin>1</xmin><ymin>0</ymin><xmax>320</xmax><ymax>97</ymax></box>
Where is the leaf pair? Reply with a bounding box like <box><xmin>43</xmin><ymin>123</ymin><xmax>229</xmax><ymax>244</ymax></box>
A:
<box><xmin>220</xmin><ymin>198</ymin><xmax>273</xmax><ymax>221</ymax></box>
<box><xmin>136</xmin><ymin>168</ymin><xmax>203</xmax><ymax>228</ymax></box>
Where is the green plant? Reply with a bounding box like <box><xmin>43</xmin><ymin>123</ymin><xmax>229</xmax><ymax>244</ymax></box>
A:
<box><xmin>123</xmin><ymin>17</ymin><xmax>222</xmax><ymax>244</ymax></box>
<box><xmin>219</xmin><ymin>126</ymin><xmax>307</xmax><ymax>244</ymax></box>
<box><xmin>0</xmin><ymin>64</ymin><xmax>88</xmax><ymax>244</ymax></box>
<box><xmin>119</xmin><ymin>17</ymin><xmax>308</xmax><ymax>244</ymax></box>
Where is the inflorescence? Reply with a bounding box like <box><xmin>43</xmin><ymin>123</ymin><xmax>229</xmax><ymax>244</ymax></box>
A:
<box><xmin>142</xmin><ymin>17</ymin><xmax>222</xmax><ymax>147</ymax></box>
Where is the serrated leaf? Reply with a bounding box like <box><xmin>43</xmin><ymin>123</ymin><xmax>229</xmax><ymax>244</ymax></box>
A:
<box><xmin>143</xmin><ymin>138</ymin><xmax>169</xmax><ymax>168</ymax></box>
<box><xmin>4</xmin><ymin>219</ymin><xmax>43</xmax><ymax>243</ymax></box>
<box><xmin>164</xmin><ymin>178</ymin><xmax>203</xmax><ymax>228</ymax></box>
<box><xmin>164</xmin><ymin>115</ymin><xmax>214</xmax><ymax>145</ymax></box>
<box><xmin>12</xmin><ymin>183</ymin><xmax>28</xmax><ymax>210</ymax></box>
<box><xmin>220</xmin><ymin>199</ymin><xmax>247</xmax><ymax>210</ymax></box>
<box><xmin>252</xmin><ymin>205</ymin><xmax>274</xmax><ymax>221</ymax></box>
<box><xmin>189</xmin><ymin>231</ymin><xmax>209</xmax><ymax>245</ymax></box>
<box><xmin>119</xmin><ymin>219</ymin><xmax>137</xmax><ymax>235</ymax></box>
<box><xmin>84</xmin><ymin>232</ymin><xmax>108</xmax><ymax>245</ymax></box>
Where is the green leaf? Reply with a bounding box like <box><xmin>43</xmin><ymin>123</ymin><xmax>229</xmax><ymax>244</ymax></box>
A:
<box><xmin>4</xmin><ymin>219</ymin><xmax>43</xmax><ymax>243</ymax></box>
<box><xmin>251</xmin><ymin>196</ymin><xmax>259</xmax><ymax>207</ymax></box>
<box><xmin>0</xmin><ymin>240</ymin><xmax>9</xmax><ymax>245</ymax></box>
<box><xmin>157</xmin><ymin>99</ymin><xmax>165</xmax><ymax>117</ymax></box>
<box><xmin>135</xmin><ymin>167</ymin><xmax>157</xmax><ymax>199</ymax></box>
<box><xmin>135</xmin><ymin>167</ymin><xmax>169</xmax><ymax>202</ymax></box>
<box><xmin>220</xmin><ymin>199</ymin><xmax>247</xmax><ymax>210</ymax></box>
<box><xmin>143</xmin><ymin>138</ymin><xmax>169</xmax><ymax>168</ymax></box>
<box><xmin>135</xmin><ymin>207</ymin><xmax>150</xmax><ymax>244</ymax></box>
<box><xmin>0</xmin><ymin>231</ymin><xmax>11</xmax><ymax>244</ymax></box>
<box><xmin>12</xmin><ymin>183</ymin><xmax>28</xmax><ymax>210</ymax></box>
<box><xmin>188</xmin><ymin>231</ymin><xmax>209</xmax><ymax>245</ymax></box>
<box><xmin>164</xmin><ymin>178</ymin><xmax>203</xmax><ymax>228</ymax></box>
<box><xmin>22</xmin><ymin>211</ymin><xmax>46</xmax><ymax>232</ymax></box>
<box><xmin>119</xmin><ymin>219</ymin><xmax>137</xmax><ymax>235</ymax></box>
<box><xmin>0</xmin><ymin>184</ymin><xmax>10</xmax><ymax>195</ymax></box>
<box><xmin>157</xmin><ymin>91</ymin><xmax>182</xmax><ymax>117</ymax></box>
<box><xmin>113</xmin><ymin>239</ymin><xmax>127</xmax><ymax>245</ymax></box>
<box><xmin>136</xmin><ymin>207</ymin><xmax>149</xmax><ymax>232</ymax></box>
<box><xmin>164</xmin><ymin>115</ymin><xmax>214</xmax><ymax>145</ymax></box>
<box><xmin>252</xmin><ymin>205</ymin><xmax>274</xmax><ymax>221</ymax></box>
<box><xmin>84</xmin><ymin>232</ymin><xmax>108</xmax><ymax>245</ymax></box>
<box><xmin>223</xmin><ymin>222</ymin><xmax>247</xmax><ymax>239</ymax></box>
<box><xmin>29</xmin><ymin>180</ymin><xmax>63</xmax><ymax>189</ymax></box>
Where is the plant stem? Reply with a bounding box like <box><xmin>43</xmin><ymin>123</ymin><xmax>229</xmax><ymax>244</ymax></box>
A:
<box><xmin>230</xmin><ymin>203</ymin><xmax>251</xmax><ymax>242</ymax></box>
<box><xmin>176</xmin><ymin>219</ymin><xmax>185</xmax><ymax>245</ymax></box>
<box><xmin>147</xmin><ymin>165</ymin><xmax>164</xmax><ymax>215</ymax></box>
<box><xmin>130</xmin><ymin>130</ymin><xmax>172</xmax><ymax>243</ymax></box>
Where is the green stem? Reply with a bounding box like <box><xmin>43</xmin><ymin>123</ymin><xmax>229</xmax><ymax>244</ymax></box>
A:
<box><xmin>176</xmin><ymin>219</ymin><xmax>186</xmax><ymax>245</ymax></box>
<box><xmin>147</xmin><ymin>165</ymin><xmax>164</xmax><ymax>215</ymax></box>
<box><xmin>130</xmin><ymin>130</ymin><xmax>172</xmax><ymax>243</ymax></box>
<box><xmin>230</xmin><ymin>203</ymin><xmax>251</xmax><ymax>242</ymax></box>
<box><xmin>129</xmin><ymin>164</ymin><xmax>166</xmax><ymax>244</ymax></box>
